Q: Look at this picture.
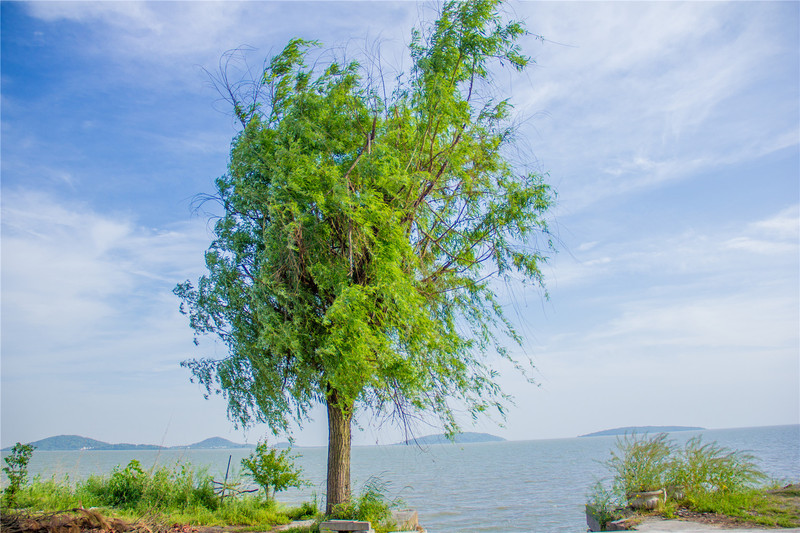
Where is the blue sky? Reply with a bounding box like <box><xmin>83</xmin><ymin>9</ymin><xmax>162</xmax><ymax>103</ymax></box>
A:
<box><xmin>1</xmin><ymin>1</ymin><xmax>798</xmax><ymax>449</ymax></box>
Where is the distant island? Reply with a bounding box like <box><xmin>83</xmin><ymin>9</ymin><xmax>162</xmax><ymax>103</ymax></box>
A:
<box><xmin>2</xmin><ymin>435</ymin><xmax>256</xmax><ymax>452</ymax></box>
<box><xmin>395</xmin><ymin>432</ymin><xmax>505</xmax><ymax>445</ymax></box>
<box><xmin>578</xmin><ymin>426</ymin><xmax>705</xmax><ymax>438</ymax></box>
<box><xmin>171</xmin><ymin>437</ymin><xmax>254</xmax><ymax>450</ymax></box>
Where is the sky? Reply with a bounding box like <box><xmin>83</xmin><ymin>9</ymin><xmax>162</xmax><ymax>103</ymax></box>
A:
<box><xmin>1</xmin><ymin>1</ymin><xmax>798</xmax><ymax>449</ymax></box>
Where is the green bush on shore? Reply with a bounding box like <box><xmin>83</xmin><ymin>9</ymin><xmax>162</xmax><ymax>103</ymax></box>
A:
<box><xmin>588</xmin><ymin>433</ymin><xmax>799</xmax><ymax>530</ymax></box>
<box><xmin>328</xmin><ymin>478</ymin><xmax>401</xmax><ymax>533</ymax></box>
<box><xmin>601</xmin><ymin>432</ymin><xmax>766</xmax><ymax>502</ymax></box>
<box><xmin>3</xmin><ymin>459</ymin><xmax>318</xmax><ymax>528</ymax></box>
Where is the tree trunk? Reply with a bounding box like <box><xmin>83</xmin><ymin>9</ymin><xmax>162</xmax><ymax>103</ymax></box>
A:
<box><xmin>325</xmin><ymin>389</ymin><xmax>353</xmax><ymax>515</ymax></box>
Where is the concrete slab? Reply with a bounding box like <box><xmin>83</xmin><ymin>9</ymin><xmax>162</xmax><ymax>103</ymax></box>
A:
<box><xmin>271</xmin><ymin>520</ymin><xmax>316</xmax><ymax>531</ymax></box>
<box><xmin>319</xmin><ymin>519</ymin><xmax>374</xmax><ymax>533</ymax></box>
<box><xmin>391</xmin><ymin>509</ymin><xmax>419</xmax><ymax>530</ymax></box>
<box><xmin>634</xmin><ymin>517</ymin><xmax>800</xmax><ymax>532</ymax></box>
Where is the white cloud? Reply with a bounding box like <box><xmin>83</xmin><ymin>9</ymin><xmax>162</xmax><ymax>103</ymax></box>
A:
<box><xmin>593</xmin><ymin>293</ymin><xmax>798</xmax><ymax>352</ymax></box>
<box><xmin>724</xmin><ymin>237</ymin><xmax>796</xmax><ymax>255</ymax></box>
<box><xmin>0</xmin><ymin>190</ymin><xmax>235</xmax><ymax>446</ymax></box>
<box><xmin>724</xmin><ymin>204</ymin><xmax>799</xmax><ymax>255</ymax></box>
<box><xmin>551</xmin><ymin>204</ymin><xmax>799</xmax><ymax>290</ymax></box>
<box><xmin>1</xmin><ymin>190</ymin><xmax>211</xmax><ymax>374</ymax></box>
<box><xmin>24</xmin><ymin>1</ymin><xmax>419</xmax><ymax>91</ymax></box>
<box><xmin>513</xmin><ymin>2</ymin><xmax>799</xmax><ymax>211</ymax></box>
<box><xmin>750</xmin><ymin>204</ymin><xmax>800</xmax><ymax>240</ymax></box>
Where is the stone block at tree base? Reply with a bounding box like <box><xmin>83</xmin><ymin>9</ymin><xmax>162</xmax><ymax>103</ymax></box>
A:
<box><xmin>391</xmin><ymin>509</ymin><xmax>419</xmax><ymax>530</ymax></box>
<box><xmin>319</xmin><ymin>519</ymin><xmax>374</xmax><ymax>533</ymax></box>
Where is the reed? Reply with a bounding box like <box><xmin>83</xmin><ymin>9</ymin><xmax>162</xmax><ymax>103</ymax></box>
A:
<box><xmin>6</xmin><ymin>460</ymin><xmax>318</xmax><ymax>528</ymax></box>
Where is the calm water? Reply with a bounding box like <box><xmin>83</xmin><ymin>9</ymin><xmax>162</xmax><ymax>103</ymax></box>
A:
<box><xmin>4</xmin><ymin>425</ymin><xmax>798</xmax><ymax>532</ymax></box>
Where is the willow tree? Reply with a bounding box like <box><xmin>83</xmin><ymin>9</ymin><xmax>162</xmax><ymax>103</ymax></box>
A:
<box><xmin>176</xmin><ymin>0</ymin><xmax>553</xmax><ymax>513</ymax></box>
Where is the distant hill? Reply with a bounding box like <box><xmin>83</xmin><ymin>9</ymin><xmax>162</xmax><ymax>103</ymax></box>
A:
<box><xmin>2</xmin><ymin>435</ymin><xmax>253</xmax><ymax>451</ymax></box>
<box><xmin>177</xmin><ymin>437</ymin><xmax>253</xmax><ymax>449</ymax></box>
<box><xmin>578</xmin><ymin>426</ymin><xmax>705</xmax><ymax>438</ymax></box>
<box><xmin>3</xmin><ymin>435</ymin><xmax>165</xmax><ymax>451</ymax></box>
<box><xmin>395</xmin><ymin>432</ymin><xmax>505</xmax><ymax>445</ymax></box>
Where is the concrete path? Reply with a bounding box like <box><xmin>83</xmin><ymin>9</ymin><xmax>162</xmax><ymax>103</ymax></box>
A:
<box><xmin>634</xmin><ymin>517</ymin><xmax>800</xmax><ymax>532</ymax></box>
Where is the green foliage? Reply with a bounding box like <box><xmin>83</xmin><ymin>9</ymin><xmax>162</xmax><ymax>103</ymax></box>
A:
<box><xmin>586</xmin><ymin>481</ymin><xmax>620</xmax><ymax>529</ymax></box>
<box><xmin>2</xmin><ymin>442</ymin><xmax>35</xmax><ymax>507</ymax></box>
<box><xmin>177</xmin><ymin>0</ymin><xmax>553</xmax><ymax>509</ymax></box>
<box><xmin>686</xmin><ymin>488</ymin><xmax>799</xmax><ymax>528</ymax></box>
<box><xmin>285</xmin><ymin>500</ymin><xmax>319</xmax><ymax>520</ymax></box>
<box><xmin>105</xmin><ymin>459</ymin><xmax>146</xmax><ymax>507</ymax></box>
<box><xmin>606</xmin><ymin>433</ymin><xmax>675</xmax><ymax>497</ymax></box>
<box><xmin>241</xmin><ymin>440</ymin><xmax>308</xmax><ymax>500</ymax></box>
<box><xmin>7</xmin><ymin>461</ymin><xmax>312</xmax><ymax>528</ymax></box>
<box><xmin>175</xmin><ymin>0</ymin><xmax>553</xmax><ymax>440</ymax></box>
<box><xmin>12</xmin><ymin>475</ymin><xmax>82</xmax><ymax>510</ymax></box>
<box><xmin>55</xmin><ymin>460</ymin><xmax>218</xmax><ymax>512</ymax></box>
<box><xmin>329</xmin><ymin>478</ymin><xmax>399</xmax><ymax>533</ymax></box>
<box><xmin>595</xmin><ymin>432</ymin><xmax>773</xmax><ymax>526</ymax></box>
<box><xmin>668</xmin><ymin>436</ymin><xmax>765</xmax><ymax>496</ymax></box>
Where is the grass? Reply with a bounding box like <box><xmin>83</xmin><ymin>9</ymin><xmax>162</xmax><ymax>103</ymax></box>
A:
<box><xmin>590</xmin><ymin>433</ymin><xmax>799</xmax><ymax>530</ymax></box>
<box><xmin>328</xmin><ymin>478</ymin><xmax>401</xmax><ymax>533</ymax></box>
<box><xmin>686</xmin><ymin>485</ymin><xmax>800</xmax><ymax>528</ymax></box>
<box><xmin>1</xmin><ymin>460</ymin><xmax>405</xmax><ymax>533</ymax></box>
<box><xmin>2</xmin><ymin>460</ymin><xmax>319</xmax><ymax>530</ymax></box>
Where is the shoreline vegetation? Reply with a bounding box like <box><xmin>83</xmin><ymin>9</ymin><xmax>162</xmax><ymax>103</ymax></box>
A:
<box><xmin>586</xmin><ymin>433</ymin><xmax>799</xmax><ymax>531</ymax></box>
<box><xmin>0</xmin><ymin>461</ymin><xmax>320</xmax><ymax>533</ymax></box>
<box><xmin>0</xmin><ymin>444</ymin><xmax>404</xmax><ymax>533</ymax></box>
<box><xmin>2</xmin><ymin>432</ymin><xmax>797</xmax><ymax>532</ymax></box>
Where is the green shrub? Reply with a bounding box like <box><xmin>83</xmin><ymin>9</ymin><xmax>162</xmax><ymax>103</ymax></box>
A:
<box><xmin>241</xmin><ymin>440</ymin><xmax>308</xmax><ymax>501</ymax></box>
<box><xmin>106</xmin><ymin>459</ymin><xmax>146</xmax><ymax>507</ymax></box>
<box><xmin>329</xmin><ymin>478</ymin><xmax>400</xmax><ymax>533</ymax></box>
<box><xmin>606</xmin><ymin>433</ymin><xmax>675</xmax><ymax>497</ymax></box>
<box><xmin>594</xmin><ymin>432</ymin><xmax>770</xmax><ymax>522</ymax></box>
<box><xmin>668</xmin><ymin>436</ymin><xmax>765</xmax><ymax>496</ymax></box>
<box><xmin>286</xmin><ymin>501</ymin><xmax>319</xmax><ymax>520</ymax></box>
<box><xmin>586</xmin><ymin>481</ymin><xmax>620</xmax><ymax>529</ymax></box>
<box><xmin>140</xmin><ymin>462</ymin><xmax>218</xmax><ymax>511</ymax></box>
<box><xmin>2</xmin><ymin>442</ymin><xmax>35</xmax><ymax>507</ymax></box>
<box><xmin>13</xmin><ymin>475</ymin><xmax>85</xmax><ymax>510</ymax></box>
<box><xmin>5</xmin><ymin>459</ymin><xmax>305</xmax><ymax>529</ymax></box>
<box><xmin>215</xmin><ymin>496</ymin><xmax>287</xmax><ymax>526</ymax></box>
<box><xmin>76</xmin><ymin>460</ymin><xmax>218</xmax><ymax>513</ymax></box>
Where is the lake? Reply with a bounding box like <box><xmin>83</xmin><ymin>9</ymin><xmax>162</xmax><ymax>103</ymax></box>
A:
<box><xmin>5</xmin><ymin>425</ymin><xmax>798</xmax><ymax>532</ymax></box>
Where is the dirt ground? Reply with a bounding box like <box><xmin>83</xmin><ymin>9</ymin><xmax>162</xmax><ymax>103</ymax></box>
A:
<box><xmin>0</xmin><ymin>511</ymin><xmax>310</xmax><ymax>533</ymax></box>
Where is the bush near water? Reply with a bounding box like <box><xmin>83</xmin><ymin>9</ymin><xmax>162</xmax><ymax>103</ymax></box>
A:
<box><xmin>1</xmin><ymin>444</ymin><xmax>404</xmax><ymax>533</ymax></box>
<box><xmin>0</xmin><ymin>449</ymin><xmax>318</xmax><ymax>530</ymax></box>
<box><xmin>588</xmin><ymin>433</ymin><xmax>800</xmax><ymax>530</ymax></box>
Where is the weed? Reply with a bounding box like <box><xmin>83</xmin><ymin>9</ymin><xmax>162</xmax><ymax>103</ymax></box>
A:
<box><xmin>605</xmin><ymin>433</ymin><xmax>675</xmax><ymax>497</ymax></box>
<box><xmin>590</xmin><ymin>433</ymin><xmax>790</xmax><ymax>528</ymax></box>
<box><xmin>329</xmin><ymin>478</ymin><xmax>401</xmax><ymax>533</ymax></box>
<box><xmin>106</xmin><ymin>459</ymin><xmax>146</xmax><ymax>507</ymax></box>
<box><xmin>668</xmin><ymin>436</ymin><xmax>765</xmax><ymax>496</ymax></box>
<box><xmin>7</xmin><ymin>460</ymin><xmax>317</xmax><ymax>530</ymax></box>
<box><xmin>241</xmin><ymin>440</ymin><xmax>308</xmax><ymax>501</ymax></box>
<box><xmin>586</xmin><ymin>481</ymin><xmax>620</xmax><ymax>529</ymax></box>
<box><xmin>2</xmin><ymin>442</ymin><xmax>35</xmax><ymax>507</ymax></box>
<box><xmin>285</xmin><ymin>501</ymin><xmax>319</xmax><ymax>520</ymax></box>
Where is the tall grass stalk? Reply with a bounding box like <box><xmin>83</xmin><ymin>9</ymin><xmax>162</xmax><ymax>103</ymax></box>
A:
<box><xmin>606</xmin><ymin>433</ymin><xmax>675</xmax><ymax>497</ymax></box>
<box><xmin>6</xmin><ymin>461</ymin><xmax>316</xmax><ymax>528</ymax></box>
<box><xmin>594</xmin><ymin>432</ymin><xmax>780</xmax><ymax>527</ymax></box>
<box><xmin>668</xmin><ymin>436</ymin><xmax>765</xmax><ymax>495</ymax></box>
